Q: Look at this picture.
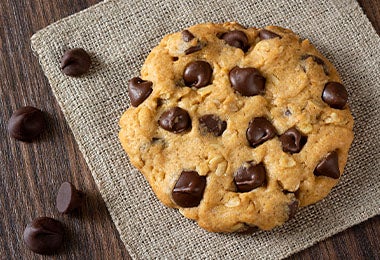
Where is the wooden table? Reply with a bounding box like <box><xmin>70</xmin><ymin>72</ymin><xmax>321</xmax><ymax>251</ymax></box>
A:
<box><xmin>0</xmin><ymin>1</ymin><xmax>379</xmax><ymax>259</ymax></box>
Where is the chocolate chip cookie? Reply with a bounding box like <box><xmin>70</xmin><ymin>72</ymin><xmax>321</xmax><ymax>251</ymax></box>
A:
<box><xmin>119</xmin><ymin>22</ymin><xmax>354</xmax><ymax>232</ymax></box>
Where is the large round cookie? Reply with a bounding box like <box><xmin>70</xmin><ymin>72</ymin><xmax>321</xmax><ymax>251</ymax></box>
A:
<box><xmin>119</xmin><ymin>22</ymin><xmax>354</xmax><ymax>232</ymax></box>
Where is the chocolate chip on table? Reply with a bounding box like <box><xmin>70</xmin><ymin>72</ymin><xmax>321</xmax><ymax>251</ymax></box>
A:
<box><xmin>288</xmin><ymin>200</ymin><xmax>299</xmax><ymax>220</ymax></box>
<box><xmin>172</xmin><ymin>170</ymin><xmax>206</xmax><ymax>207</ymax></box>
<box><xmin>128</xmin><ymin>77</ymin><xmax>153</xmax><ymax>107</ymax></box>
<box><xmin>234</xmin><ymin>163</ymin><xmax>266</xmax><ymax>192</ymax></box>
<box><xmin>158</xmin><ymin>107</ymin><xmax>191</xmax><ymax>133</ymax></box>
<box><xmin>229</xmin><ymin>67</ymin><xmax>266</xmax><ymax>96</ymax></box>
<box><xmin>60</xmin><ymin>48</ymin><xmax>91</xmax><ymax>77</ymax></box>
<box><xmin>322</xmin><ymin>82</ymin><xmax>348</xmax><ymax>109</ymax></box>
<box><xmin>183</xmin><ymin>61</ymin><xmax>213</xmax><ymax>88</ymax></box>
<box><xmin>199</xmin><ymin>114</ymin><xmax>227</xmax><ymax>137</ymax></box>
<box><xmin>246</xmin><ymin>117</ymin><xmax>276</xmax><ymax>148</ymax></box>
<box><xmin>184</xmin><ymin>43</ymin><xmax>203</xmax><ymax>55</ymax></box>
<box><xmin>301</xmin><ymin>54</ymin><xmax>330</xmax><ymax>75</ymax></box>
<box><xmin>221</xmin><ymin>30</ymin><xmax>249</xmax><ymax>51</ymax></box>
<box><xmin>259</xmin><ymin>29</ymin><xmax>281</xmax><ymax>40</ymax></box>
<box><xmin>279</xmin><ymin>127</ymin><xmax>307</xmax><ymax>153</ymax></box>
<box><xmin>56</xmin><ymin>182</ymin><xmax>84</xmax><ymax>214</ymax></box>
<box><xmin>314</xmin><ymin>151</ymin><xmax>340</xmax><ymax>179</ymax></box>
<box><xmin>23</xmin><ymin>217</ymin><xmax>64</xmax><ymax>255</ymax></box>
<box><xmin>8</xmin><ymin>106</ymin><xmax>46</xmax><ymax>142</ymax></box>
<box><xmin>182</xmin><ymin>30</ymin><xmax>195</xmax><ymax>42</ymax></box>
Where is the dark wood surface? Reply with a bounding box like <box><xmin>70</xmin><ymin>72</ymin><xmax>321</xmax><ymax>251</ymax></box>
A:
<box><xmin>0</xmin><ymin>0</ymin><xmax>379</xmax><ymax>259</ymax></box>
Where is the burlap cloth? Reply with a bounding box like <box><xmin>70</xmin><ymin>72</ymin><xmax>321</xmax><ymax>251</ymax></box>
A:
<box><xmin>31</xmin><ymin>0</ymin><xmax>379</xmax><ymax>258</ymax></box>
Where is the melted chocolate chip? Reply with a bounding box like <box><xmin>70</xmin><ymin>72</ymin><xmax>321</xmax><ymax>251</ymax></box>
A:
<box><xmin>288</xmin><ymin>200</ymin><xmax>299</xmax><ymax>220</ymax></box>
<box><xmin>199</xmin><ymin>114</ymin><xmax>227</xmax><ymax>136</ymax></box>
<box><xmin>128</xmin><ymin>77</ymin><xmax>153</xmax><ymax>107</ymax></box>
<box><xmin>60</xmin><ymin>48</ymin><xmax>91</xmax><ymax>77</ymax></box>
<box><xmin>259</xmin><ymin>29</ymin><xmax>281</xmax><ymax>40</ymax></box>
<box><xmin>314</xmin><ymin>151</ymin><xmax>340</xmax><ymax>179</ymax></box>
<box><xmin>172</xmin><ymin>171</ymin><xmax>206</xmax><ymax>207</ymax></box>
<box><xmin>246</xmin><ymin>117</ymin><xmax>276</xmax><ymax>147</ymax></box>
<box><xmin>184</xmin><ymin>43</ymin><xmax>203</xmax><ymax>55</ymax></box>
<box><xmin>56</xmin><ymin>182</ymin><xmax>84</xmax><ymax>214</ymax></box>
<box><xmin>183</xmin><ymin>61</ymin><xmax>213</xmax><ymax>88</ymax></box>
<box><xmin>221</xmin><ymin>30</ymin><xmax>249</xmax><ymax>51</ymax></box>
<box><xmin>8</xmin><ymin>106</ymin><xmax>46</xmax><ymax>142</ymax></box>
<box><xmin>234</xmin><ymin>163</ymin><xmax>266</xmax><ymax>192</ymax></box>
<box><xmin>279</xmin><ymin>127</ymin><xmax>307</xmax><ymax>153</ymax></box>
<box><xmin>301</xmin><ymin>54</ymin><xmax>330</xmax><ymax>75</ymax></box>
<box><xmin>229</xmin><ymin>67</ymin><xmax>266</xmax><ymax>96</ymax></box>
<box><xmin>23</xmin><ymin>217</ymin><xmax>64</xmax><ymax>255</ymax></box>
<box><xmin>158</xmin><ymin>107</ymin><xmax>191</xmax><ymax>133</ymax></box>
<box><xmin>182</xmin><ymin>30</ymin><xmax>195</xmax><ymax>42</ymax></box>
<box><xmin>322</xmin><ymin>82</ymin><xmax>348</xmax><ymax>109</ymax></box>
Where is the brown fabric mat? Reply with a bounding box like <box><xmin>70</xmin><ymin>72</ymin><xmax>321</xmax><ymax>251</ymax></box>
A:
<box><xmin>31</xmin><ymin>0</ymin><xmax>380</xmax><ymax>258</ymax></box>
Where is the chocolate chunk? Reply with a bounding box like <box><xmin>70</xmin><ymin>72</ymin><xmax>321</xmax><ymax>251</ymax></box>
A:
<box><xmin>182</xmin><ymin>30</ymin><xmax>195</xmax><ymax>42</ymax></box>
<box><xmin>246</xmin><ymin>117</ymin><xmax>276</xmax><ymax>147</ymax></box>
<box><xmin>322</xmin><ymin>82</ymin><xmax>348</xmax><ymax>109</ymax></box>
<box><xmin>172</xmin><ymin>171</ymin><xmax>206</xmax><ymax>207</ymax></box>
<box><xmin>234</xmin><ymin>163</ymin><xmax>266</xmax><ymax>192</ymax></box>
<box><xmin>314</xmin><ymin>151</ymin><xmax>340</xmax><ymax>179</ymax></box>
<box><xmin>279</xmin><ymin>127</ymin><xmax>307</xmax><ymax>153</ymax></box>
<box><xmin>199</xmin><ymin>114</ymin><xmax>227</xmax><ymax>136</ymax></box>
<box><xmin>128</xmin><ymin>77</ymin><xmax>153</xmax><ymax>107</ymax></box>
<box><xmin>229</xmin><ymin>67</ymin><xmax>266</xmax><ymax>96</ymax></box>
<box><xmin>183</xmin><ymin>61</ymin><xmax>213</xmax><ymax>88</ymax></box>
<box><xmin>301</xmin><ymin>54</ymin><xmax>330</xmax><ymax>75</ymax></box>
<box><xmin>23</xmin><ymin>217</ymin><xmax>64</xmax><ymax>255</ymax></box>
<box><xmin>184</xmin><ymin>44</ymin><xmax>203</xmax><ymax>55</ymax></box>
<box><xmin>60</xmin><ymin>48</ymin><xmax>91</xmax><ymax>77</ymax></box>
<box><xmin>158</xmin><ymin>107</ymin><xmax>191</xmax><ymax>133</ymax></box>
<box><xmin>288</xmin><ymin>200</ymin><xmax>299</xmax><ymax>220</ymax></box>
<box><xmin>221</xmin><ymin>30</ymin><xmax>249</xmax><ymax>51</ymax></box>
<box><xmin>259</xmin><ymin>29</ymin><xmax>281</xmax><ymax>40</ymax></box>
<box><xmin>56</xmin><ymin>182</ymin><xmax>84</xmax><ymax>214</ymax></box>
<box><xmin>8</xmin><ymin>106</ymin><xmax>46</xmax><ymax>142</ymax></box>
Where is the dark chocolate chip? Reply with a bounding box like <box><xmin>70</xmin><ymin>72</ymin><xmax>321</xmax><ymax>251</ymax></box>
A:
<box><xmin>221</xmin><ymin>30</ymin><xmax>249</xmax><ymax>51</ymax></box>
<box><xmin>56</xmin><ymin>182</ymin><xmax>84</xmax><ymax>214</ymax></box>
<box><xmin>279</xmin><ymin>127</ymin><xmax>307</xmax><ymax>153</ymax></box>
<box><xmin>128</xmin><ymin>77</ymin><xmax>153</xmax><ymax>107</ymax></box>
<box><xmin>172</xmin><ymin>171</ymin><xmax>206</xmax><ymax>207</ymax></box>
<box><xmin>182</xmin><ymin>30</ymin><xmax>195</xmax><ymax>42</ymax></box>
<box><xmin>23</xmin><ymin>217</ymin><xmax>64</xmax><ymax>255</ymax></box>
<box><xmin>199</xmin><ymin>114</ymin><xmax>227</xmax><ymax>137</ymax></box>
<box><xmin>229</xmin><ymin>67</ymin><xmax>266</xmax><ymax>96</ymax></box>
<box><xmin>259</xmin><ymin>29</ymin><xmax>281</xmax><ymax>40</ymax></box>
<box><xmin>246</xmin><ymin>117</ymin><xmax>276</xmax><ymax>147</ymax></box>
<box><xmin>158</xmin><ymin>107</ymin><xmax>191</xmax><ymax>133</ymax></box>
<box><xmin>60</xmin><ymin>48</ymin><xmax>91</xmax><ymax>77</ymax></box>
<box><xmin>8</xmin><ymin>106</ymin><xmax>46</xmax><ymax>142</ymax></box>
<box><xmin>288</xmin><ymin>200</ymin><xmax>299</xmax><ymax>220</ymax></box>
<box><xmin>184</xmin><ymin>44</ymin><xmax>203</xmax><ymax>55</ymax></box>
<box><xmin>322</xmin><ymin>82</ymin><xmax>348</xmax><ymax>109</ymax></box>
<box><xmin>183</xmin><ymin>61</ymin><xmax>213</xmax><ymax>88</ymax></box>
<box><xmin>301</xmin><ymin>54</ymin><xmax>330</xmax><ymax>75</ymax></box>
<box><xmin>314</xmin><ymin>151</ymin><xmax>340</xmax><ymax>179</ymax></box>
<box><xmin>234</xmin><ymin>162</ymin><xmax>266</xmax><ymax>192</ymax></box>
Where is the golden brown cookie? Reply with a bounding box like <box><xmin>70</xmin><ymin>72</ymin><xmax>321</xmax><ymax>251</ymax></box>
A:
<box><xmin>119</xmin><ymin>22</ymin><xmax>354</xmax><ymax>232</ymax></box>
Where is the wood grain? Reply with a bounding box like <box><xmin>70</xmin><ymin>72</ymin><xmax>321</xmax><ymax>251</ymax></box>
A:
<box><xmin>0</xmin><ymin>0</ymin><xmax>378</xmax><ymax>259</ymax></box>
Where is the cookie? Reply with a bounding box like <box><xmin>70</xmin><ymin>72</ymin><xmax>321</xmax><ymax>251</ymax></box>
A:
<box><xmin>119</xmin><ymin>22</ymin><xmax>354</xmax><ymax>232</ymax></box>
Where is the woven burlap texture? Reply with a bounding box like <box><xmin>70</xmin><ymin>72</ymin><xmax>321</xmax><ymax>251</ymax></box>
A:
<box><xmin>31</xmin><ymin>0</ymin><xmax>380</xmax><ymax>258</ymax></box>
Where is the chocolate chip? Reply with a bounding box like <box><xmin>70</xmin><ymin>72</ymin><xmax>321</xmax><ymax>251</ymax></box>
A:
<box><xmin>182</xmin><ymin>30</ymin><xmax>195</xmax><ymax>42</ymax></box>
<box><xmin>183</xmin><ymin>61</ymin><xmax>213</xmax><ymax>88</ymax></box>
<box><xmin>239</xmin><ymin>225</ymin><xmax>260</xmax><ymax>234</ymax></box>
<box><xmin>259</xmin><ymin>29</ymin><xmax>281</xmax><ymax>40</ymax></box>
<box><xmin>158</xmin><ymin>107</ymin><xmax>191</xmax><ymax>133</ymax></box>
<box><xmin>172</xmin><ymin>171</ymin><xmax>206</xmax><ymax>207</ymax></box>
<box><xmin>301</xmin><ymin>54</ymin><xmax>330</xmax><ymax>75</ymax></box>
<box><xmin>199</xmin><ymin>114</ymin><xmax>227</xmax><ymax>136</ymax></box>
<box><xmin>229</xmin><ymin>67</ymin><xmax>266</xmax><ymax>96</ymax></box>
<box><xmin>246</xmin><ymin>117</ymin><xmax>276</xmax><ymax>148</ymax></box>
<box><xmin>288</xmin><ymin>200</ymin><xmax>299</xmax><ymax>220</ymax></box>
<box><xmin>221</xmin><ymin>30</ymin><xmax>249</xmax><ymax>51</ymax></box>
<box><xmin>60</xmin><ymin>48</ymin><xmax>91</xmax><ymax>77</ymax></box>
<box><xmin>234</xmin><ymin>163</ymin><xmax>266</xmax><ymax>192</ymax></box>
<box><xmin>8</xmin><ymin>106</ymin><xmax>46</xmax><ymax>142</ymax></box>
<box><xmin>322</xmin><ymin>82</ymin><xmax>348</xmax><ymax>109</ymax></box>
<box><xmin>314</xmin><ymin>151</ymin><xmax>340</xmax><ymax>179</ymax></box>
<box><xmin>184</xmin><ymin>44</ymin><xmax>203</xmax><ymax>55</ymax></box>
<box><xmin>279</xmin><ymin>127</ymin><xmax>307</xmax><ymax>153</ymax></box>
<box><xmin>128</xmin><ymin>77</ymin><xmax>153</xmax><ymax>107</ymax></box>
<box><xmin>23</xmin><ymin>217</ymin><xmax>64</xmax><ymax>255</ymax></box>
<box><xmin>56</xmin><ymin>182</ymin><xmax>84</xmax><ymax>214</ymax></box>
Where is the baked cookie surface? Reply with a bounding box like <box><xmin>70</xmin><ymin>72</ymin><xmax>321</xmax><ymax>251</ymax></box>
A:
<box><xmin>119</xmin><ymin>22</ymin><xmax>354</xmax><ymax>232</ymax></box>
